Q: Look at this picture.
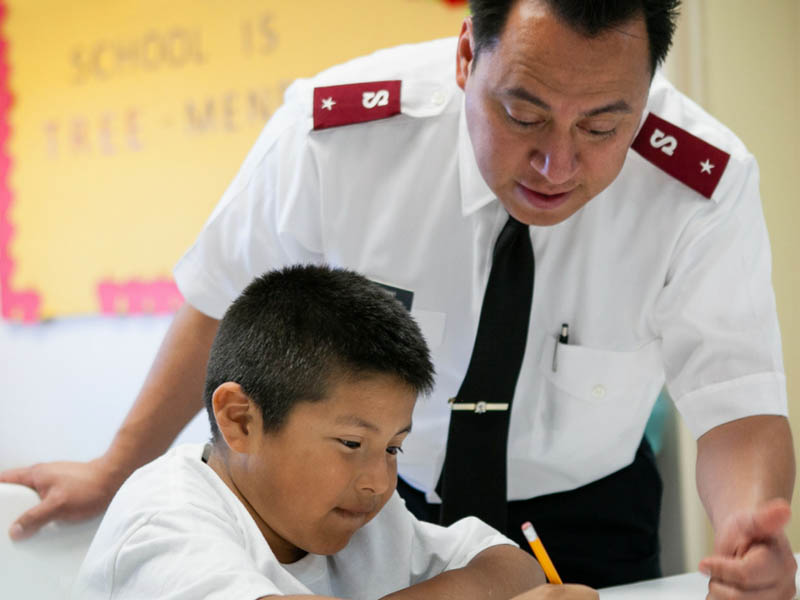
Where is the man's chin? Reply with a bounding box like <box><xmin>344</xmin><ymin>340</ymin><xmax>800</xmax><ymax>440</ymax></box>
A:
<box><xmin>501</xmin><ymin>197</ymin><xmax>583</xmax><ymax>227</ymax></box>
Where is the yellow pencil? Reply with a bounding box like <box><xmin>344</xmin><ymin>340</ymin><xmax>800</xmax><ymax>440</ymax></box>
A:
<box><xmin>521</xmin><ymin>521</ymin><xmax>563</xmax><ymax>584</ymax></box>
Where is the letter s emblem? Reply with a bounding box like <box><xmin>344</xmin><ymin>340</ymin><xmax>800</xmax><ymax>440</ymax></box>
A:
<box><xmin>362</xmin><ymin>89</ymin><xmax>390</xmax><ymax>109</ymax></box>
<box><xmin>650</xmin><ymin>128</ymin><xmax>678</xmax><ymax>156</ymax></box>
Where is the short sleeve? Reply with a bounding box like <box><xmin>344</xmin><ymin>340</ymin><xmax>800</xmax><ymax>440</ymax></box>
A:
<box><xmin>407</xmin><ymin>512</ymin><xmax>517</xmax><ymax>584</ymax></box>
<box><xmin>173</xmin><ymin>80</ymin><xmax>325</xmax><ymax>319</ymax></box>
<box><xmin>654</xmin><ymin>156</ymin><xmax>787</xmax><ymax>438</ymax></box>
<box><xmin>73</xmin><ymin>506</ymin><xmax>288</xmax><ymax>600</ymax></box>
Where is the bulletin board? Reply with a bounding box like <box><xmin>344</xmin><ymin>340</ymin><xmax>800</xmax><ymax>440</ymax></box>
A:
<box><xmin>0</xmin><ymin>0</ymin><xmax>467</xmax><ymax>322</ymax></box>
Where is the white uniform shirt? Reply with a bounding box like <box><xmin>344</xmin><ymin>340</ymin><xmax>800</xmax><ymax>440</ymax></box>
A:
<box><xmin>72</xmin><ymin>444</ymin><xmax>513</xmax><ymax>600</ymax></box>
<box><xmin>174</xmin><ymin>38</ymin><xmax>787</xmax><ymax>502</ymax></box>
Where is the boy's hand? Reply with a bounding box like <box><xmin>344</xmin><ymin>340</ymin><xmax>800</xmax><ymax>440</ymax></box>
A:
<box><xmin>0</xmin><ymin>457</ymin><xmax>121</xmax><ymax>540</ymax></box>
<box><xmin>511</xmin><ymin>584</ymin><xmax>598</xmax><ymax>599</ymax></box>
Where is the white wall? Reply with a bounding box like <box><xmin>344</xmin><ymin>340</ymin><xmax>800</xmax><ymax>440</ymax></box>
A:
<box><xmin>0</xmin><ymin>315</ymin><xmax>209</xmax><ymax>471</ymax></box>
<box><xmin>664</xmin><ymin>0</ymin><xmax>800</xmax><ymax>558</ymax></box>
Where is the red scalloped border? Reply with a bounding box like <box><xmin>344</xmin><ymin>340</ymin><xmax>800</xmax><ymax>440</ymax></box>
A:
<box><xmin>0</xmin><ymin>1</ymin><xmax>468</xmax><ymax>322</ymax></box>
<box><xmin>0</xmin><ymin>0</ymin><xmax>41</xmax><ymax>323</ymax></box>
<box><xmin>97</xmin><ymin>278</ymin><xmax>183</xmax><ymax>316</ymax></box>
<box><xmin>0</xmin><ymin>0</ymin><xmax>183</xmax><ymax>321</ymax></box>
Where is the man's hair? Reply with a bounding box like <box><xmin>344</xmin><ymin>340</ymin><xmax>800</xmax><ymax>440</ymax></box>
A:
<box><xmin>469</xmin><ymin>0</ymin><xmax>681</xmax><ymax>74</ymax></box>
<box><xmin>204</xmin><ymin>264</ymin><xmax>435</xmax><ymax>440</ymax></box>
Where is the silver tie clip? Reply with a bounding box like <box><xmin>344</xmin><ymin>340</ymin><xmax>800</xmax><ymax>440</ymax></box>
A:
<box><xmin>448</xmin><ymin>398</ymin><xmax>509</xmax><ymax>413</ymax></box>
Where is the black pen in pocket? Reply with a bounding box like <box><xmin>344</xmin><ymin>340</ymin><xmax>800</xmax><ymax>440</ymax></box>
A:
<box><xmin>551</xmin><ymin>323</ymin><xmax>569</xmax><ymax>372</ymax></box>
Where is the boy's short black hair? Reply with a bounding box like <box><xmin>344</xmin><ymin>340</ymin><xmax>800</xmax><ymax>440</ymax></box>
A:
<box><xmin>204</xmin><ymin>264</ymin><xmax>435</xmax><ymax>440</ymax></box>
<box><xmin>469</xmin><ymin>0</ymin><xmax>681</xmax><ymax>74</ymax></box>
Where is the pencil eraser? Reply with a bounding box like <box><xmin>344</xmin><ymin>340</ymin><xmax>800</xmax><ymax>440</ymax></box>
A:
<box><xmin>521</xmin><ymin>521</ymin><xmax>537</xmax><ymax>542</ymax></box>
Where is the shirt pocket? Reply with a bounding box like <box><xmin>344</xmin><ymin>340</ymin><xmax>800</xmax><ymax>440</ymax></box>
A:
<box><xmin>539</xmin><ymin>336</ymin><xmax>663</xmax><ymax>406</ymax></box>
<box><xmin>530</xmin><ymin>336</ymin><xmax>664</xmax><ymax>471</ymax></box>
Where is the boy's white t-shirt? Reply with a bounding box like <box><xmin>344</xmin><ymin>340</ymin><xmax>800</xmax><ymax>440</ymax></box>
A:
<box><xmin>72</xmin><ymin>444</ymin><xmax>516</xmax><ymax>600</ymax></box>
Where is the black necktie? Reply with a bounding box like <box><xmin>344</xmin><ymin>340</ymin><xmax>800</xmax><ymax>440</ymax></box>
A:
<box><xmin>438</xmin><ymin>214</ymin><xmax>534</xmax><ymax>532</ymax></box>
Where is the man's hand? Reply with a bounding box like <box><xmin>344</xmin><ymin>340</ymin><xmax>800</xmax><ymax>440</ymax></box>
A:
<box><xmin>699</xmin><ymin>498</ymin><xmax>797</xmax><ymax>599</ymax></box>
<box><xmin>0</xmin><ymin>457</ymin><xmax>122</xmax><ymax>540</ymax></box>
<box><xmin>511</xmin><ymin>584</ymin><xmax>598</xmax><ymax>599</ymax></box>
<box><xmin>1</xmin><ymin>304</ymin><xmax>219</xmax><ymax>542</ymax></box>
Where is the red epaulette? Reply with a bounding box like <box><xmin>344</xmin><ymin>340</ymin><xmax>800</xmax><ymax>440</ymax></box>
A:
<box><xmin>313</xmin><ymin>80</ymin><xmax>401</xmax><ymax>130</ymax></box>
<box><xmin>632</xmin><ymin>113</ymin><xmax>730</xmax><ymax>199</ymax></box>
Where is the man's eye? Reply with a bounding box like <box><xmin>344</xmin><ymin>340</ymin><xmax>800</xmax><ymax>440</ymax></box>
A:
<box><xmin>339</xmin><ymin>439</ymin><xmax>361</xmax><ymax>450</ymax></box>
<box><xmin>580</xmin><ymin>123</ymin><xmax>617</xmax><ymax>138</ymax></box>
<box><xmin>506</xmin><ymin>112</ymin><xmax>538</xmax><ymax>127</ymax></box>
<box><xmin>386</xmin><ymin>446</ymin><xmax>404</xmax><ymax>456</ymax></box>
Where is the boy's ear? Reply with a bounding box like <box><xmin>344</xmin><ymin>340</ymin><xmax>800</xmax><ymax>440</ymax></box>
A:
<box><xmin>212</xmin><ymin>382</ymin><xmax>256</xmax><ymax>454</ymax></box>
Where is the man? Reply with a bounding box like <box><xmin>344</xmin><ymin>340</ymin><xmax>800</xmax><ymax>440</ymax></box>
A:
<box><xmin>3</xmin><ymin>0</ymin><xmax>795</xmax><ymax>596</ymax></box>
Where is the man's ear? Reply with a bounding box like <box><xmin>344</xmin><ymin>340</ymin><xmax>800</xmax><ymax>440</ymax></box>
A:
<box><xmin>456</xmin><ymin>17</ymin><xmax>475</xmax><ymax>91</ymax></box>
<box><xmin>212</xmin><ymin>382</ymin><xmax>255</xmax><ymax>454</ymax></box>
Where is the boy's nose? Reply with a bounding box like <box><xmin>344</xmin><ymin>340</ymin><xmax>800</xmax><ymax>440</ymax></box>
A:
<box><xmin>358</xmin><ymin>457</ymin><xmax>394</xmax><ymax>496</ymax></box>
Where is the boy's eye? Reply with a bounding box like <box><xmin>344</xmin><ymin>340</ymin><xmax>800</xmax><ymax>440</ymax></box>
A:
<box><xmin>386</xmin><ymin>446</ymin><xmax>404</xmax><ymax>456</ymax></box>
<box><xmin>339</xmin><ymin>439</ymin><xmax>361</xmax><ymax>450</ymax></box>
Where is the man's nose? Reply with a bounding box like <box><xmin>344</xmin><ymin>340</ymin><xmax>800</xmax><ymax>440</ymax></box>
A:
<box><xmin>529</xmin><ymin>128</ymin><xmax>579</xmax><ymax>185</ymax></box>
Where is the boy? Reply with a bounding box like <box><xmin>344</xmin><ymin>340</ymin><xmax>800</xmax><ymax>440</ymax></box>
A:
<box><xmin>73</xmin><ymin>265</ymin><xmax>596</xmax><ymax>599</ymax></box>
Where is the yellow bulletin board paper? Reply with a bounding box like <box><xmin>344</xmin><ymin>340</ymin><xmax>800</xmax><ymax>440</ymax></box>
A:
<box><xmin>0</xmin><ymin>0</ymin><xmax>467</xmax><ymax>322</ymax></box>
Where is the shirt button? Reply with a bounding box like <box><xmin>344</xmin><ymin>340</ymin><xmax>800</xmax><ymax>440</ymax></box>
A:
<box><xmin>431</xmin><ymin>90</ymin><xmax>446</xmax><ymax>106</ymax></box>
<box><xmin>591</xmin><ymin>385</ymin><xmax>606</xmax><ymax>399</ymax></box>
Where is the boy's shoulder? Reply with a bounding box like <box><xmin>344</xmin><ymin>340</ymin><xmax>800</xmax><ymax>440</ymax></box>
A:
<box><xmin>110</xmin><ymin>444</ymin><xmax>226</xmax><ymax>516</ymax></box>
<box><xmin>73</xmin><ymin>444</ymin><xmax>305</xmax><ymax>598</ymax></box>
<box><xmin>82</xmin><ymin>444</ymin><xmax>249</xmax><ymax>558</ymax></box>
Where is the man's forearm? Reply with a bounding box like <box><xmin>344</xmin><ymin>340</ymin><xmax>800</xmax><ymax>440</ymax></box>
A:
<box><xmin>102</xmin><ymin>303</ymin><xmax>220</xmax><ymax>482</ymax></box>
<box><xmin>380</xmin><ymin>544</ymin><xmax>545</xmax><ymax>600</ymax></box>
<box><xmin>696</xmin><ymin>414</ymin><xmax>795</xmax><ymax>531</ymax></box>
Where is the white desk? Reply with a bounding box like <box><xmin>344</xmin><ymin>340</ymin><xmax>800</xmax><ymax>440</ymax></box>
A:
<box><xmin>2</xmin><ymin>482</ymin><xmax>798</xmax><ymax>599</ymax></box>
<box><xmin>0</xmin><ymin>484</ymin><xmax>100</xmax><ymax>598</ymax></box>
<box><xmin>600</xmin><ymin>554</ymin><xmax>800</xmax><ymax>599</ymax></box>
<box><xmin>600</xmin><ymin>570</ymin><xmax>710</xmax><ymax>598</ymax></box>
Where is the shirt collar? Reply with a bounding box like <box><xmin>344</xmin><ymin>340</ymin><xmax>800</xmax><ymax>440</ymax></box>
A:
<box><xmin>458</xmin><ymin>97</ymin><xmax>496</xmax><ymax>216</ymax></box>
